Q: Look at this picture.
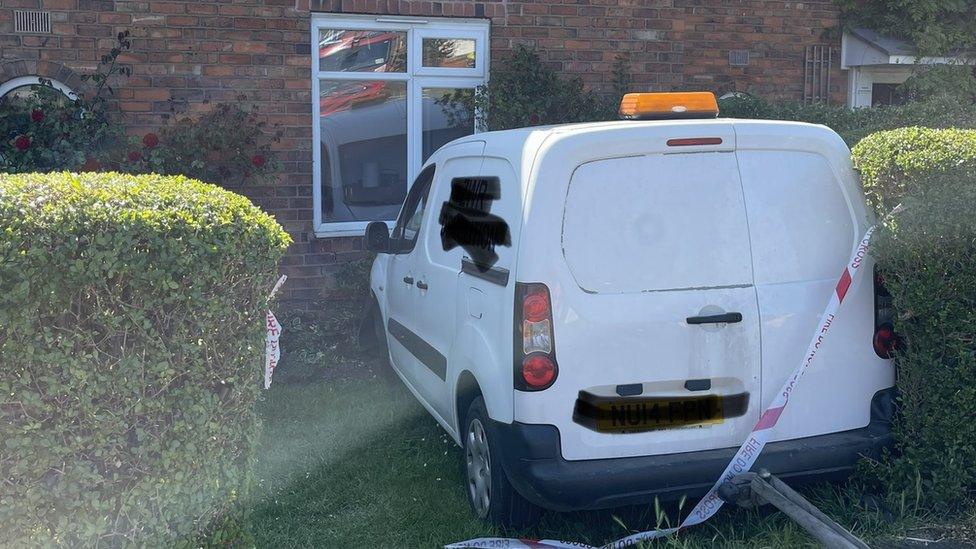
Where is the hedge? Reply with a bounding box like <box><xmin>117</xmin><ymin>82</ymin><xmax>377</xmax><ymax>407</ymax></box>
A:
<box><xmin>853</xmin><ymin>127</ymin><xmax>976</xmax><ymax>213</ymax></box>
<box><xmin>718</xmin><ymin>95</ymin><xmax>976</xmax><ymax>146</ymax></box>
<box><xmin>0</xmin><ymin>173</ymin><xmax>291</xmax><ymax>545</ymax></box>
<box><xmin>852</xmin><ymin>129</ymin><xmax>976</xmax><ymax>507</ymax></box>
<box><xmin>457</xmin><ymin>47</ymin><xmax>976</xmax><ymax>144</ymax></box>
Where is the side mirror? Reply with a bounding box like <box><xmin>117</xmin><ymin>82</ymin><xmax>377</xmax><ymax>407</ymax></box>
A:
<box><xmin>365</xmin><ymin>221</ymin><xmax>391</xmax><ymax>253</ymax></box>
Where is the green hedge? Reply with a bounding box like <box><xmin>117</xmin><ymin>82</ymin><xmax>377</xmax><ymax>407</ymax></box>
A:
<box><xmin>853</xmin><ymin>127</ymin><xmax>976</xmax><ymax>213</ymax></box>
<box><xmin>852</xmin><ymin>129</ymin><xmax>976</xmax><ymax>507</ymax></box>
<box><xmin>718</xmin><ymin>95</ymin><xmax>976</xmax><ymax>146</ymax></box>
<box><xmin>442</xmin><ymin>46</ymin><xmax>619</xmax><ymax>131</ymax></box>
<box><xmin>0</xmin><ymin>173</ymin><xmax>291</xmax><ymax>545</ymax></box>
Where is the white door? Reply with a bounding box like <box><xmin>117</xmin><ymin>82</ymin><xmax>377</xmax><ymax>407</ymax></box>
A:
<box><xmin>531</xmin><ymin>151</ymin><xmax>764</xmax><ymax>461</ymax></box>
<box><xmin>411</xmin><ymin>143</ymin><xmax>486</xmax><ymax>419</ymax></box>
<box><xmin>385</xmin><ymin>166</ymin><xmax>436</xmax><ymax>386</ymax></box>
<box><xmin>736</xmin><ymin>149</ymin><xmax>892</xmax><ymax>441</ymax></box>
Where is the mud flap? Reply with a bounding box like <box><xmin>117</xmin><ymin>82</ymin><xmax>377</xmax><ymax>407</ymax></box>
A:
<box><xmin>357</xmin><ymin>297</ymin><xmax>379</xmax><ymax>349</ymax></box>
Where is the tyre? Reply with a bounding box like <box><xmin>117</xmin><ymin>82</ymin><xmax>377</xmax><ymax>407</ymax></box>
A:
<box><xmin>462</xmin><ymin>396</ymin><xmax>541</xmax><ymax>528</ymax></box>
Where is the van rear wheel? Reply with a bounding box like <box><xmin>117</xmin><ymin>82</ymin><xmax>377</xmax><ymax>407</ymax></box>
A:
<box><xmin>462</xmin><ymin>396</ymin><xmax>541</xmax><ymax>528</ymax></box>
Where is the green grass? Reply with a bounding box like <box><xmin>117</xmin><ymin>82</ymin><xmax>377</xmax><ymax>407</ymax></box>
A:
<box><xmin>245</xmin><ymin>370</ymin><xmax>971</xmax><ymax>548</ymax></box>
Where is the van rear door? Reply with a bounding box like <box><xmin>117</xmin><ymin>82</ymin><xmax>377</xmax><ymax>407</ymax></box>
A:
<box><xmin>525</xmin><ymin>150</ymin><xmax>762</xmax><ymax>461</ymax></box>
<box><xmin>735</xmin><ymin>138</ymin><xmax>893</xmax><ymax>442</ymax></box>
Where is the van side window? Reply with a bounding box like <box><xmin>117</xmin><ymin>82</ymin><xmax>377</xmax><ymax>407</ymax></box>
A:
<box><xmin>439</xmin><ymin>176</ymin><xmax>510</xmax><ymax>271</ymax></box>
<box><xmin>391</xmin><ymin>165</ymin><xmax>435</xmax><ymax>253</ymax></box>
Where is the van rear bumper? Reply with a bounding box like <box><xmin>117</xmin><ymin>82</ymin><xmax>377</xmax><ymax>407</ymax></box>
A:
<box><xmin>493</xmin><ymin>388</ymin><xmax>894</xmax><ymax>512</ymax></box>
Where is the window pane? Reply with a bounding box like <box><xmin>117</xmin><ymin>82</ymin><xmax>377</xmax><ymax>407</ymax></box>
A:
<box><xmin>403</xmin><ymin>196</ymin><xmax>428</xmax><ymax>241</ymax></box>
<box><xmin>422</xmin><ymin>87</ymin><xmax>475</xmax><ymax>162</ymax></box>
<box><xmin>392</xmin><ymin>166</ymin><xmax>435</xmax><ymax>252</ymax></box>
<box><xmin>318</xmin><ymin>29</ymin><xmax>406</xmax><ymax>73</ymax></box>
<box><xmin>2</xmin><ymin>84</ymin><xmax>72</xmax><ymax>108</ymax></box>
<box><xmin>320</xmin><ymin>79</ymin><xmax>408</xmax><ymax>223</ymax></box>
<box><xmin>562</xmin><ymin>153</ymin><xmax>753</xmax><ymax>293</ymax></box>
<box><xmin>422</xmin><ymin>38</ymin><xmax>476</xmax><ymax>68</ymax></box>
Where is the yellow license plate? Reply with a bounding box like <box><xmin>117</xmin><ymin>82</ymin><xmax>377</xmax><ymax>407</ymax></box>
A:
<box><xmin>573</xmin><ymin>391</ymin><xmax>747</xmax><ymax>434</ymax></box>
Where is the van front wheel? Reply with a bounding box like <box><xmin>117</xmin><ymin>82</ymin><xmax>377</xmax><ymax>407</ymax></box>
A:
<box><xmin>462</xmin><ymin>397</ymin><xmax>541</xmax><ymax>528</ymax></box>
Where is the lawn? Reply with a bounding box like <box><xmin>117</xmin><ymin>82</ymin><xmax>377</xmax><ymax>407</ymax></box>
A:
<box><xmin>243</xmin><ymin>308</ymin><xmax>974</xmax><ymax>548</ymax></box>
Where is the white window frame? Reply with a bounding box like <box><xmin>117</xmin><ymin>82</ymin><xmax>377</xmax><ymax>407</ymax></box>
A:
<box><xmin>0</xmin><ymin>76</ymin><xmax>77</xmax><ymax>100</ymax></box>
<box><xmin>311</xmin><ymin>14</ymin><xmax>489</xmax><ymax>237</ymax></box>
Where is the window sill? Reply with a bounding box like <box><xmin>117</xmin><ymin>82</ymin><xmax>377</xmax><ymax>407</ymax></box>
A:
<box><xmin>314</xmin><ymin>220</ymin><xmax>393</xmax><ymax>238</ymax></box>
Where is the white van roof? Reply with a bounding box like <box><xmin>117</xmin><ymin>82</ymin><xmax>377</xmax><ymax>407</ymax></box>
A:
<box><xmin>446</xmin><ymin>118</ymin><xmax>850</xmax><ymax>193</ymax></box>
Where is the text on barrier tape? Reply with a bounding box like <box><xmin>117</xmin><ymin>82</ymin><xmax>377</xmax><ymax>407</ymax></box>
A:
<box><xmin>265</xmin><ymin>275</ymin><xmax>286</xmax><ymax>390</ymax></box>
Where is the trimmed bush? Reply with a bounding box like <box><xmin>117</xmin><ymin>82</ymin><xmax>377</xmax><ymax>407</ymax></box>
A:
<box><xmin>718</xmin><ymin>95</ymin><xmax>976</xmax><ymax>146</ymax></box>
<box><xmin>852</xmin><ymin>129</ymin><xmax>976</xmax><ymax>507</ymax></box>
<box><xmin>442</xmin><ymin>46</ymin><xmax>618</xmax><ymax>131</ymax></box>
<box><xmin>0</xmin><ymin>173</ymin><xmax>291</xmax><ymax>546</ymax></box>
<box><xmin>853</xmin><ymin>127</ymin><xmax>976</xmax><ymax>212</ymax></box>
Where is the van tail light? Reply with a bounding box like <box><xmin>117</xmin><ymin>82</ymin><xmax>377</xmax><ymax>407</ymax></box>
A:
<box><xmin>522</xmin><ymin>355</ymin><xmax>557</xmax><ymax>388</ymax></box>
<box><xmin>873</xmin><ymin>266</ymin><xmax>899</xmax><ymax>360</ymax></box>
<box><xmin>873</xmin><ymin>324</ymin><xmax>897</xmax><ymax>359</ymax></box>
<box><xmin>514</xmin><ymin>283</ymin><xmax>558</xmax><ymax>391</ymax></box>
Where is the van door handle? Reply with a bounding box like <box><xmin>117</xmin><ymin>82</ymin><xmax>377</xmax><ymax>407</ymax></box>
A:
<box><xmin>416</xmin><ymin>280</ymin><xmax>428</xmax><ymax>290</ymax></box>
<box><xmin>402</xmin><ymin>276</ymin><xmax>414</xmax><ymax>284</ymax></box>
<box><xmin>686</xmin><ymin>312</ymin><xmax>743</xmax><ymax>325</ymax></box>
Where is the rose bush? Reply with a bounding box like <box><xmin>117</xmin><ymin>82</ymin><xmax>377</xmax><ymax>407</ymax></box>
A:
<box><xmin>117</xmin><ymin>102</ymin><xmax>281</xmax><ymax>184</ymax></box>
<box><xmin>0</xmin><ymin>30</ymin><xmax>280</xmax><ymax>186</ymax></box>
<box><xmin>0</xmin><ymin>33</ymin><xmax>130</xmax><ymax>173</ymax></box>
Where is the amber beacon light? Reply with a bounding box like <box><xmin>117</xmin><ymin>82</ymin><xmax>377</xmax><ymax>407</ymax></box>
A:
<box><xmin>619</xmin><ymin>92</ymin><xmax>720</xmax><ymax>120</ymax></box>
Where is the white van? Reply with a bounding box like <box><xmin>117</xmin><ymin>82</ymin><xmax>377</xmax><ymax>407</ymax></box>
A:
<box><xmin>360</xmin><ymin>93</ymin><xmax>896</xmax><ymax>526</ymax></box>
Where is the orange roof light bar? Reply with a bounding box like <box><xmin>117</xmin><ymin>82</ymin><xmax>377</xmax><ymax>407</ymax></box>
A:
<box><xmin>619</xmin><ymin>92</ymin><xmax>719</xmax><ymax>120</ymax></box>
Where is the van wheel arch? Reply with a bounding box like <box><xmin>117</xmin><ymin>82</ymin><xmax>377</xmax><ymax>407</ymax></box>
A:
<box><xmin>455</xmin><ymin>370</ymin><xmax>482</xmax><ymax>434</ymax></box>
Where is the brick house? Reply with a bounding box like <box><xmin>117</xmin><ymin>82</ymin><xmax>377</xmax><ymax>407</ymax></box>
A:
<box><xmin>1</xmin><ymin>0</ymin><xmax>861</xmax><ymax>310</ymax></box>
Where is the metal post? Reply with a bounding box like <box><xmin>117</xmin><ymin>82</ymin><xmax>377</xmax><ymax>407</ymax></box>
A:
<box><xmin>720</xmin><ymin>470</ymin><xmax>870</xmax><ymax>549</ymax></box>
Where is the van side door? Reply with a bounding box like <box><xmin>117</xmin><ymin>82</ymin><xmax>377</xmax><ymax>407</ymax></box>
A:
<box><xmin>385</xmin><ymin>165</ymin><xmax>436</xmax><ymax>389</ymax></box>
<box><xmin>409</xmin><ymin>142</ymin><xmax>486</xmax><ymax>421</ymax></box>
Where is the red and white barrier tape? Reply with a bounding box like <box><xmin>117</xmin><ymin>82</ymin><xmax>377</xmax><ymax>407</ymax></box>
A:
<box><xmin>265</xmin><ymin>275</ymin><xmax>287</xmax><ymax>390</ymax></box>
<box><xmin>447</xmin><ymin>212</ymin><xmax>896</xmax><ymax>549</ymax></box>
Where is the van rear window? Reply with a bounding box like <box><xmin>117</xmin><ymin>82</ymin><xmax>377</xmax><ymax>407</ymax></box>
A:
<box><xmin>561</xmin><ymin>153</ymin><xmax>753</xmax><ymax>294</ymax></box>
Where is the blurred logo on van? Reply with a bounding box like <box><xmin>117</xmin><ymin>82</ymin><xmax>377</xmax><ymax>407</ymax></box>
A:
<box><xmin>439</xmin><ymin>176</ymin><xmax>511</xmax><ymax>271</ymax></box>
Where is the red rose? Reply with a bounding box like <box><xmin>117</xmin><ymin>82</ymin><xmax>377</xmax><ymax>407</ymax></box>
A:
<box><xmin>529</xmin><ymin>113</ymin><xmax>540</xmax><ymax>125</ymax></box>
<box><xmin>30</xmin><ymin>109</ymin><xmax>44</xmax><ymax>122</ymax></box>
<box><xmin>14</xmin><ymin>135</ymin><xmax>30</xmax><ymax>151</ymax></box>
<box><xmin>128</xmin><ymin>150</ymin><xmax>142</xmax><ymax>162</ymax></box>
<box><xmin>79</xmin><ymin>157</ymin><xmax>101</xmax><ymax>172</ymax></box>
<box><xmin>251</xmin><ymin>154</ymin><xmax>266</xmax><ymax>168</ymax></box>
<box><xmin>142</xmin><ymin>132</ymin><xmax>159</xmax><ymax>148</ymax></box>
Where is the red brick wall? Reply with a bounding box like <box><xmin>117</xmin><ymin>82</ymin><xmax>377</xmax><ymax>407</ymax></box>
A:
<box><xmin>0</xmin><ymin>0</ymin><xmax>845</xmax><ymax>310</ymax></box>
<box><xmin>312</xmin><ymin>0</ymin><xmax>847</xmax><ymax>101</ymax></box>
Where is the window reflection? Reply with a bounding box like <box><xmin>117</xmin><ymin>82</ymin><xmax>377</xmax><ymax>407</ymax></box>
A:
<box><xmin>319</xmin><ymin>29</ymin><xmax>407</xmax><ymax>73</ymax></box>
<box><xmin>422</xmin><ymin>87</ymin><xmax>475</xmax><ymax>161</ymax></box>
<box><xmin>1</xmin><ymin>83</ymin><xmax>73</xmax><ymax>106</ymax></box>
<box><xmin>422</xmin><ymin>38</ymin><xmax>476</xmax><ymax>68</ymax></box>
<box><xmin>314</xmin><ymin>23</ymin><xmax>486</xmax><ymax>229</ymax></box>
<box><xmin>320</xmin><ymin>79</ymin><xmax>408</xmax><ymax>223</ymax></box>
<box><xmin>403</xmin><ymin>191</ymin><xmax>429</xmax><ymax>241</ymax></box>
